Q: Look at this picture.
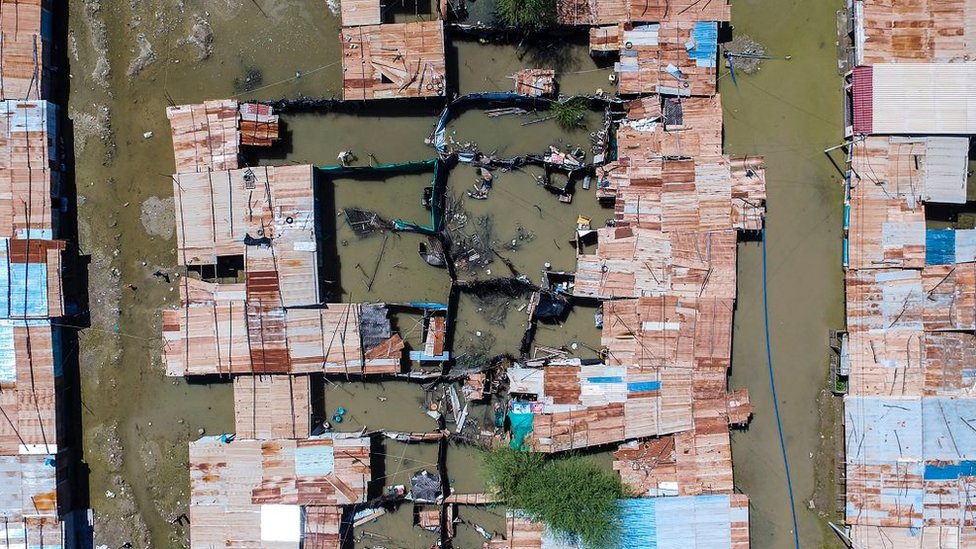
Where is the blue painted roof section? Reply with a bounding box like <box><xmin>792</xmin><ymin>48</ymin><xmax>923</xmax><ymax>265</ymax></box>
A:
<box><xmin>628</xmin><ymin>381</ymin><xmax>661</xmax><ymax>392</ymax></box>
<box><xmin>409</xmin><ymin>350</ymin><xmax>450</xmax><ymax>362</ymax></box>
<box><xmin>0</xmin><ymin>239</ymin><xmax>50</xmax><ymax>319</ymax></box>
<box><xmin>926</xmin><ymin>229</ymin><xmax>955</xmax><ymax>265</ymax></box>
<box><xmin>615</xmin><ymin>495</ymin><xmax>734</xmax><ymax>549</ymax></box>
<box><xmin>689</xmin><ymin>22</ymin><xmax>718</xmax><ymax>68</ymax></box>
<box><xmin>295</xmin><ymin>444</ymin><xmax>334</xmax><ymax>476</ymax></box>
<box><xmin>587</xmin><ymin>376</ymin><xmax>623</xmax><ymax>384</ymax></box>
<box><xmin>925</xmin><ymin>460</ymin><xmax>976</xmax><ymax>480</ymax></box>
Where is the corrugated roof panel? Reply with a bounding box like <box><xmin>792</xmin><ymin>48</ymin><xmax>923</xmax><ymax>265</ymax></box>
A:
<box><xmin>9</xmin><ymin>262</ymin><xmax>49</xmax><ymax>318</ymax></box>
<box><xmin>845</xmin><ymin>396</ymin><xmax>923</xmax><ymax>462</ymax></box>
<box><xmin>689</xmin><ymin>22</ymin><xmax>717</xmax><ymax>68</ymax></box>
<box><xmin>956</xmin><ymin>229</ymin><xmax>976</xmax><ymax>264</ymax></box>
<box><xmin>869</xmin><ymin>64</ymin><xmax>976</xmax><ymax>134</ymax></box>
<box><xmin>294</xmin><ymin>444</ymin><xmax>334</xmax><ymax>477</ymax></box>
<box><xmin>926</xmin><ymin>229</ymin><xmax>956</xmax><ymax>265</ymax></box>
<box><xmin>0</xmin><ymin>322</ymin><xmax>13</xmax><ymax>382</ymax></box>
<box><xmin>922</xmin><ymin>398</ymin><xmax>976</xmax><ymax>461</ymax></box>
<box><xmin>922</xmin><ymin>137</ymin><xmax>969</xmax><ymax>204</ymax></box>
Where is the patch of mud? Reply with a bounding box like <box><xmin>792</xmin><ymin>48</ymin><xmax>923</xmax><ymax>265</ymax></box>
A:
<box><xmin>128</xmin><ymin>33</ymin><xmax>158</xmax><ymax>77</ymax></box>
<box><xmin>88</xmin><ymin>422</ymin><xmax>152</xmax><ymax>549</ymax></box>
<box><xmin>84</xmin><ymin>0</ymin><xmax>111</xmax><ymax>89</ymax></box>
<box><xmin>725</xmin><ymin>34</ymin><xmax>767</xmax><ymax>74</ymax></box>
<box><xmin>69</xmin><ymin>105</ymin><xmax>112</xmax><ymax>155</ymax></box>
<box><xmin>176</xmin><ymin>16</ymin><xmax>214</xmax><ymax>60</ymax></box>
<box><xmin>140</xmin><ymin>196</ymin><xmax>175</xmax><ymax>239</ymax></box>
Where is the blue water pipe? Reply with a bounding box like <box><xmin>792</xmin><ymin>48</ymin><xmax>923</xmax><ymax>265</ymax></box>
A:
<box><xmin>762</xmin><ymin>228</ymin><xmax>801</xmax><ymax>549</ymax></box>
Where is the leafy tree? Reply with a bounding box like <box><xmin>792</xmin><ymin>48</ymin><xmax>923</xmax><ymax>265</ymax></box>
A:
<box><xmin>483</xmin><ymin>448</ymin><xmax>628</xmax><ymax>547</ymax></box>
<box><xmin>550</xmin><ymin>97</ymin><xmax>589</xmax><ymax>130</ymax></box>
<box><xmin>497</xmin><ymin>0</ymin><xmax>557</xmax><ymax>29</ymax></box>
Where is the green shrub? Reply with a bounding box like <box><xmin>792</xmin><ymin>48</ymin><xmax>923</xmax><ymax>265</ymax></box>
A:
<box><xmin>483</xmin><ymin>448</ymin><xmax>627</xmax><ymax>547</ymax></box>
<box><xmin>551</xmin><ymin>97</ymin><xmax>589</xmax><ymax>130</ymax></box>
<box><xmin>497</xmin><ymin>0</ymin><xmax>556</xmax><ymax>29</ymax></box>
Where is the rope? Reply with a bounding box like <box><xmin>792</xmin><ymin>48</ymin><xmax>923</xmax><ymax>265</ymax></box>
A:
<box><xmin>761</xmin><ymin>227</ymin><xmax>800</xmax><ymax>549</ymax></box>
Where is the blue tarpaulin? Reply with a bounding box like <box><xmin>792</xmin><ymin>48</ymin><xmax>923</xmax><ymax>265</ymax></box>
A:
<box><xmin>926</xmin><ymin>229</ymin><xmax>956</xmax><ymax>265</ymax></box>
<box><xmin>508</xmin><ymin>411</ymin><xmax>535</xmax><ymax>451</ymax></box>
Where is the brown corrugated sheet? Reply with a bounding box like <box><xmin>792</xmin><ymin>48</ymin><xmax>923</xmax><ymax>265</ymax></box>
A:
<box><xmin>559</xmin><ymin>0</ymin><xmax>730</xmax><ymax>25</ymax></box>
<box><xmin>0</xmin><ymin>0</ymin><xmax>50</xmax><ymax>101</ymax></box>
<box><xmin>166</xmin><ymin>99</ymin><xmax>241</xmax><ymax>173</ymax></box>
<box><xmin>512</xmin><ymin>69</ymin><xmax>555</xmax><ymax>97</ymax></box>
<box><xmin>0</xmin><ymin>323</ymin><xmax>57</xmax><ymax>454</ymax></box>
<box><xmin>341</xmin><ymin>21</ymin><xmax>446</xmax><ymax>100</ymax></box>
<box><xmin>189</xmin><ymin>436</ymin><xmax>369</xmax><ymax>547</ymax></box>
<box><xmin>855</xmin><ymin>0</ymin><xmax>976</xmax><ymax>64</ymax></box>
<box><xmin>163</xmin><ymin>280</ymin><xmax>404</xmax><ymax>376</ymax></box>
<box><xmin>339</xmin><ymin>0</ymin><xmax>382</xmax><ymax>26</ymax></box>
<box><xmin>172</xmin><ymin>164</ymin><xmax>319</xmax><ymax>307</ymax></box>
<box><xmin>233</xmin><ymin>375</ymin><xmax>311</xmax><ymax>439</ymax></box>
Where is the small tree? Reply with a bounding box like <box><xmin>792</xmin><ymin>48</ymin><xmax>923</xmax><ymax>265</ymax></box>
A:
<box><xmin>497</xmin><ymin>0</ymin><xmax>557</xmax><ymax>29</ymax></box>
<box><xmin>483</xmin><ymin>448</ymin><xmax>627</xmax><ymax>547</ymax></box>
<box><xmin>550</xmin><ymin>97</ymin><xmax>589</xmax><ymax>130</ymax></box>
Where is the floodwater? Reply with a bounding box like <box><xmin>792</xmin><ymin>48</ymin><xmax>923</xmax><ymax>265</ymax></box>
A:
<box><xmin>724</xmin><ymin>1</ymin><xmax>847</xmax><ymax>548</ymax></box>
<box><xmin>66</xmin><ymin>0</ymin><xmax>845</xmax><ymax>547</ymax></box>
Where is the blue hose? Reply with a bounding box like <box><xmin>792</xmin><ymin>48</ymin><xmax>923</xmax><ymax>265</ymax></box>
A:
<box><xmin>761</xmin><ymin>228</ymin><xmax>801</xmax><ymax>549</ymax></box>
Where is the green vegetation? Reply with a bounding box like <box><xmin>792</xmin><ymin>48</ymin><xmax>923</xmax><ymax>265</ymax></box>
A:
<box><xmin>551</xmin><ymin>97</ymin><xmax>589</xmax><ymax>130</ymax></box>
<box><xmin>483</xmin><ymin>448</ymin><xmax>628</xmax><ymax>547</ymax></box>
<box><xmin>497</xmin><ymin>0</ymin><xmax>556</xmax><ymax>29</ymax></box>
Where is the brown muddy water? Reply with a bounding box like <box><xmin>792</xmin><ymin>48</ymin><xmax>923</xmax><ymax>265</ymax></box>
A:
<box><xmin>67</xmin><ymin>0</ymin><xmax>843</xmax><ymax>547</ymax></box>
<box><xmin>724</xmin><ymin>1</ymin><xmax>846</xmax><ymax>548</ymax></box>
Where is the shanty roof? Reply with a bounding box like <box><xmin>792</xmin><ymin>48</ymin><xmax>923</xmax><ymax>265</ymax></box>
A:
<box><xmin>845</xmin><ymin>265</ymin><xmax>976</xmax><ymax>333</ymax></box>
<box><xmin>595</xmin><ymin>156</ymin><xmax>766</xmax><ymax>231</ymax></box>
<box><xmin>850</xmin><ymin>136</ymin><xmax>970</xmax><ymax>205</ymax></box>
<box><xmin>0</xmin><ymin>456</ymin><xmax>60</xmax><ymax>548</ymax></box>
<box><xmin>341</xmin><ymin>21</ymin><xmax>447</xmax><ymax>101</ymax></box>
<box><xmin>851</xmin><ymin>64</ymin><xmax>976</xmax><ymax>135</ymax></box>
<box><xmin>167</xmin><ymin>100</ymin><xmax>241</xmax><ymax>173</ymax></box>
<box><xmin>511</xmin><ymin>295</ymin><xmax>747</xmax><ymax>462</ymax></box>
<box><xmin>609</xmin><ymin>22</ymin><xmax>719</xmax><ymax>96</ymax></box>
<box><xmin>0</xmin><ymin>100</ymin><xmax>60</xmax><ymax>243</ymax></box>
<box><xmin>575</xmin><ymin>228</ymin><xmax>737</xmax><ymax>300</ymax></box>
<box><xmin>852</xmin><ymin>0</ymin><xmax>976</xmax><ymax>65</ymax></box>
<box><xmin>167</xmin><ymin>100</ymin><xmax>279</xmax><ymax>173</ymax></box>
<box><xmin>487</xmin><ymin>495</ymin><xmax>748</xmax><ymax>549</ymax></box>
<box><xmin>189</xmin><ymin>435</ymin><xmax>369</xmax><ymax>548</ymax></box>
<box><xmin>509</xmin><ymin>360</ymin><xmax>693</xmax><ymax>450</ymax></box>
<box><xmin>340</xmin><ymin>0</ymin><xmax>381</xmax><ymax>26</ymax></box>
<box><xmin>617</xmin><ymin>95</ymin><xmax>723</xmax><ymax>158</ymax></box>
<box><xmin>0</xmin><ymin>238</ymin><xmax>63</xmax><ymax>319</ymax></box>
<box><xmin>233</xmin><ymin>375</ymin><xmax>311</xmax><ymax>439</ymax></box>
<box><xmin>558</xmin><ymin>0</ymin><xmax>731</xmax><ymax>25</ymax></box>
<box><xmin>172</xmin><ymin>164</ymin><xmax>319</xmax><ymax>306</ymax></box>
<box><xmin>846</xmin><ymin>194</ymin><xmax>926</xmax><ymax>270</ymax></box>
<box><xmin>163</xmin><ymin>279</ymin><xmax>403</xmax><ymax>376</ymax></box>
<box><xmin>0</xmin><ymin>319</ymin><xmax>58</xmax><ymax>456</ymax></box>
<box><xmin>841</xmin><ymin>331</ymin><xmax>976</xmax><ymax>397</ymax></box>
<box><xmin>512</xmin><ymin>69</ymin><xmax>556</xmax><ymax>97</ymax></box>
<box><xmin>0</xmin><ymin>0</ymin><xmax>52</xmax><ymax>101</ymax></box>
<box><xmin>845</xmin><ymin>396</ymin><xmax>976</xmax><ymax>534</ymax></box>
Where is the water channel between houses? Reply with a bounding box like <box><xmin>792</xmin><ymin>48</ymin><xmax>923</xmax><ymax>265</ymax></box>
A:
<box><xmin>68</xmin><ymin>0</ymin><xmax>845</xmax><ymax>547</ymax></box>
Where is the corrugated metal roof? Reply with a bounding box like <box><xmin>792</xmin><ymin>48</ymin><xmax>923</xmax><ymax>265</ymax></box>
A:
<box><xmin>0</xmin><ymin>238</ymin><xmax>49</xmax><ymax>318</ymax></box>
<box><xmin>860</xmin><ymin>64</ymin><xmax>976</xmax><ymax>135</ymax></box>
<box><xmin>846</xmin><ymin>396</ymin><xmax>976</xmax><ymax>462</ymax></box>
